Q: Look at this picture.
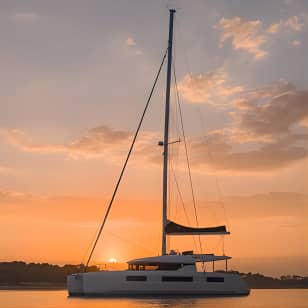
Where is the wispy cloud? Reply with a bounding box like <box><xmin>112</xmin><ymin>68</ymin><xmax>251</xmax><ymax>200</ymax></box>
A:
<box><xmin>1</xmin><ymin>82</ymin><xmax>307</xmax><ymax>173</ymax></box>
<box><xmin>189</xmin><ymin>82</ymin><xmax>308</xmax><ymax>172</ymax></box>
<box><xmin>0</xmin><ymin>126</ymin><xmax>130</xmax><ymax>159</ymax></box>
<box><xmin>216</xmin><ymin>17</ymin><xmax>268</xmax><ymax>60</ymax></box>
<box><xmin>1</xmin><ymin>189</ymin><xmax>306</xmax><ymax>228</ymax></box>
<box><xmin>0</xmin><ymin>189</ymin><xmax>45</xmax><ymax>204</ymax></box>
<box><xmin>267</xmin><ymin>15</ymin><xmax>305</xmax><ymax>33</ymax></box>
<box><xmin>0</xmin><ymin>125</ymin><xmax>160</xmax><ymax>163</ymax></box>
<box><xmin>178</xmin><ymin>69</ymin><xmax>243</xmax><ymax>105</ymax></box>
<box><xmin>216</xmin><ymin>15</ymin><xmax>306</xmax><ymax>60</ymax></box>
<box><xmin>125</xmin><ymin>36</ymin><xmax>143</xmax><ymax>56</ymax></box>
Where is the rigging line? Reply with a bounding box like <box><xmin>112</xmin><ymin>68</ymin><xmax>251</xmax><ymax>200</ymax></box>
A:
<box><xmin>172</xmin><ymin>64</ymin><xmax>198</xmax><ymax>226</ymax></box>
<box><xmin>172</xmin><ymin>63</ymin><xmax>206</xmax><ymax>272</ymax></box>
<box><xmin>170</xmin><ymin>24</ymin><xmax>199</xmax><ymax>254</ymax></box>
<box><xmin>169</xmin><ymin>97</ymin><xmax>180</xmax><ymax>220</ymax></box>
<box><xmin>80</xmin><ymin>227</ymin><xmax>101</xmax><ymax>266</ymax></box>
<box><xmin>83</xmin><ymin>48</ymin><xmax>168</xmax><ymax>271</ymax></box>
<box><xmin>176</xmin><ymin>17</ymin><xmax>226</xmax><ymax>229</ymax></box>
<box><xmin>171</xmin><ymin>17</ymin><xmax>198</xmax><ymax>226</ymax></box>
<box><xmin>168</xmin><ymin>150</ymin><xmax>177</xmax><ymax>217</ymax></box>
<box><xmin>168</xmin><ymin>122</ymin><xmax>178</xmax><ymax>219</ymax></box>
<box><xmin>170</xmin><ymin>164</ymin><xmax>199</xmax><ymax>252</ymax></box>
<box><xmin>196</xmin><ymin>108</ymin><xmax>230</xmax><ymax>231</ymax></box>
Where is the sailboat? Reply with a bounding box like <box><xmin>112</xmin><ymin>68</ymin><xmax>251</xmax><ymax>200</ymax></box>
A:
<box><xmin>67</xmin><ymin>9</ymin><xmax>250</xmax><ymax>297</ymax></box>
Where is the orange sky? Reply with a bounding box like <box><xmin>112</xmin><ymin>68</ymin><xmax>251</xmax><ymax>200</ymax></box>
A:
<box><xmin>1</xmin><ymin>191</ymin><xmax>307</xmax><ymax>276</ymax></box>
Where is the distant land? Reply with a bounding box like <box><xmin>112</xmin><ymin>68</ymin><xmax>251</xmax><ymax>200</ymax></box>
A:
<box><xmin>0</xmin><ymin>261</ymin><xmax>307</xmax><ymax>290</ymax></box>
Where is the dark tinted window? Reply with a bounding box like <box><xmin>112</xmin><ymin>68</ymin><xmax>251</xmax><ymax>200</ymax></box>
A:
<box><xmin>207</xmin><ymin>277</ymin><xmax>224</xmax><ymax>282</ymax></box>
<box><xmin>162</xmin><ymin>276</ymin><xmax>193</xmax><ymax>282</ymax></box>
<box><xmin>126</xmin><ymin>276</ymin><xmax>147</xmax><ymax>281</ymax></box>
<box><xmin>158</xmin><ymin>263</ymin><xmax>182</xmax><ymax>271</ymax></box>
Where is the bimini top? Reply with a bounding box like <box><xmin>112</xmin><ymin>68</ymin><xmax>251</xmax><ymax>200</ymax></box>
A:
<box><xmin>165</xmin><ymin>220</ymin><xmax>230</xmax><ymax>235</ymax></box>
<box><xmin>128</xmin><ymin>253</ymin><xmax>231</xmax><ymax>265</ymax></box>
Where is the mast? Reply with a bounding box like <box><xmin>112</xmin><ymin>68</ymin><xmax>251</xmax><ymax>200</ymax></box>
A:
<box><xmin>162</xmin><ymin>9</ymin><xmax>175</xmax><ymax>255</ymax></box>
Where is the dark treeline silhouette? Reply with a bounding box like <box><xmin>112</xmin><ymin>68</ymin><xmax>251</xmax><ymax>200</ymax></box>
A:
<box><xmin>0</xmin><ymin>262</ymin><xmax>307</xmax><ymax>288</ymax></box>
<box><xmin>228</xmin><ymin>271</ymin><xmax>308</xmax><ymax>288</ymax></box>
<box><xmin>0</xmin><ymin>262</ymin><xmax>97</xmax><ymax>285</ymax></box>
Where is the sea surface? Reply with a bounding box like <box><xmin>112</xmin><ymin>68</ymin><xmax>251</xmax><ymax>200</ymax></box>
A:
<box><xmin>0</xmin><ymin>289</ymin><xmax>307</xmax><ymax>308</ymax></box>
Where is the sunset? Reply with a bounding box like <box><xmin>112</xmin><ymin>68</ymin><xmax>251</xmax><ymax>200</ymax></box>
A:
<box><xmin>0</xmin><ymin>0</ymin><xmax>307</xmax><ymax>306</ymax></box>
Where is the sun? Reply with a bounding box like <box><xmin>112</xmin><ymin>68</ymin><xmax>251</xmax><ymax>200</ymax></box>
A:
<box><xmin>108</xmin><ymin>257</ymin><xmax>117</xmax><ymax>263</ymax></box>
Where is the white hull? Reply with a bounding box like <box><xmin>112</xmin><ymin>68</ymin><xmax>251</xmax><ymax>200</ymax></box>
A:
<box><xmin>67</xmin><ymin>269</ymin><xmax>249</xmax><ymax>297</ymax></box>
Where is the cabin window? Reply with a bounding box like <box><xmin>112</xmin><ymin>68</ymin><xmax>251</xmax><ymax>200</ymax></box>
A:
<box><xmin>145</xmin><ymin>265</ymin><xmax>159</xmax><ymax>270</ymax></box>
<box><xmin>207</xmin><ymin>277</ymin><xmax>224</xmax><ymax>282</ymax></box>
<box><xmin>128</xmin><ymin>263</ymin><xmax>188</xmax><ymax>271</ymax></box>
<box><xmin>158</xmin><ymin>263</ymin><xmax>183</xmax><ymax>271</ymax></box>
<box><xmin>162</xmin><ymin>276</ymin><xmax>193</xmax><ymax>282</ymax></box>
<box><xmin>126</xmin><ymin>276</ymin><xmax>147</xmax><ymax>281</ymax></box>
<box><xmin>128</xmin><ymin>264</ymin><xmax>159</xmax><ymax>271</ymax></box>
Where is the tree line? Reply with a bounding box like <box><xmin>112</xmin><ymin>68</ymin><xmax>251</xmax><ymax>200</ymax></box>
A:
<box><xmin>0</xmin><ymin>261</ymin><xmax>97</xmax><ymax>284</ymax></box>
<box><xmin>0</xmin><ymin>261</ymin><xmax>307</xmax><ymax>288</ymax></box>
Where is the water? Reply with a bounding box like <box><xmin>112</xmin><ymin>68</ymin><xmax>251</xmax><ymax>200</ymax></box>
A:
<box><xmin>0</xmin><ymin>289</ymin><xmax>307</xmax><ymax>308</ymax></box>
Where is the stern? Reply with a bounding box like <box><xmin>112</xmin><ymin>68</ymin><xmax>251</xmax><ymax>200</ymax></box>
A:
<box><xmin>67</xmin><ymin>273</ymin><xmax>84</xmax><ymax>296</ymax></box>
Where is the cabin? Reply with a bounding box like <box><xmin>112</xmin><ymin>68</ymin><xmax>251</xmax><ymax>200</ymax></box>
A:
<box><xmin>127</xmin><ymin>250</ymin><xmax>231</xmax><ymax>273</ymax></box>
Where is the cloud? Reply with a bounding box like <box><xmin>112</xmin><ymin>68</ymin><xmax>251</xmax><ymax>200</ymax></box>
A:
<box><xmin>234</xmin><ymin>84</ymin><xmax>308</xmax><ymax>139</ymax></box>
<box><xmin>188</xmin><ymin>82</ymin><xmax>308</xmax><ymax>172</ymax></box>
<box><xmin>216</xmin><ymin>17</ymin><xmax>268</xmax><ymax>60</ymax></box>
<box><xmin>0</xmin><ymin>125</ymin><xmax>160</xmax><ymax>163</ymax></box>
<box><xmin>1</xmin><ymin>82</ymin><xmax>307</xmax><ymax>173</ymax></box>
<box><xmin>216</xmin><ymin>15</ymin><xmax>306</xmax><ymax>59</ymax></box>
<box><xmin>267</xmin><ymin>16</ymin><xmax>305</xmax><ymax>33</ymax></box>
<box><xmin>190</xmin><ymin>135</ymin><xmax>308</xmax><ymax>172</ymax></box>
<box><xmin>284</xmin><ymin>15</ymin><xmax>305</xmax><ymax>31</ymax></box>
<box><xmin>178</xmin><ymin>70</ymin><xmax>243</xmax><ymax>105</ymax></box>
<box><xmin>13</xmin><ymin>12</ymin><xmax>40</xmax><ymax>23</ymax></box>
<box><xmin>1</xmin><ymin>188</ymin><xmax>306</xmax><ymax>222</ymax></box>
<box><xmin>0</xmin><ymin>126</ymin><xmax>131</xmax><ymax>159</ymax></box>
<box><xmin>125</xmin><ymin>37</ymin><xmax>137</xmax><ymax>46</ymax></box>
<box><xmin>0</xmin><ymin>189</ymin><xmax>44</xmax><ymax>204</ymax></box>
<box><xmin>223</xmin><ymin>192</ymin><xmax>308</xmax><ymax>220</ymax></box>
<box><xmin>266</xmin><ymin>23</ymin><xmax>281</xmax><ymax>34</ymax></box>
<box><xmin>125</xmin><ymin>36</ymin><xmax>143</xmax><ymax>56</ymax></box>
<box><xmin>0</xmin><ymin>189</ymin><xmax>161</xmax><ymax>224</ymax></box>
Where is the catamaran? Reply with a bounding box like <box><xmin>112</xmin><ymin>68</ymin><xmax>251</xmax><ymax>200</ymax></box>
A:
<box><xmin>67</xmin><ymin>9</ymin><xmax>250</xmax><ymax>297</ymax></box>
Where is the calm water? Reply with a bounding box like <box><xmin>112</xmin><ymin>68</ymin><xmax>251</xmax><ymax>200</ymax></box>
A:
<box><xmin>0</xmin><ymin>289</ymin><xmax>307</xmax><ymax>308</ymax></box>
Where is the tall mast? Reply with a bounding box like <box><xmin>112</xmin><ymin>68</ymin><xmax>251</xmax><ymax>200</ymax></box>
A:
<box><xmin>162</xmin><ymin>9</ymin><xmax>175</xmax><ymax>255</ymax></box>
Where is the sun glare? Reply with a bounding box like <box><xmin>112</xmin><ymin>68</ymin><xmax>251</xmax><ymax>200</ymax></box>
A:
<box><xmin>108</xmin><ymin>257</ymin><xmax>117</xmax><ymax>263</ymax></box>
